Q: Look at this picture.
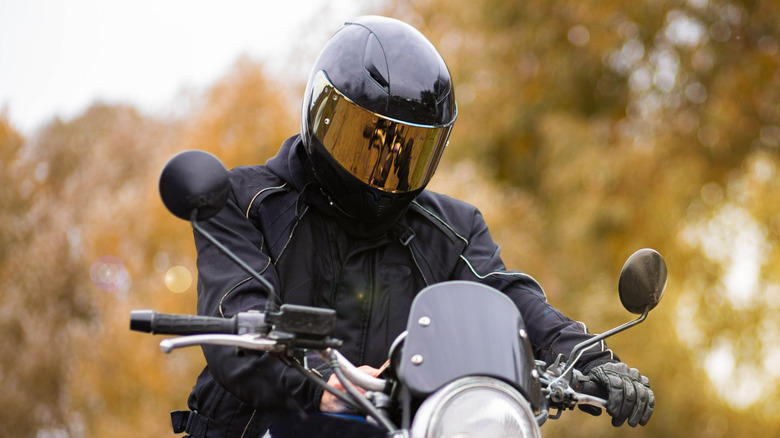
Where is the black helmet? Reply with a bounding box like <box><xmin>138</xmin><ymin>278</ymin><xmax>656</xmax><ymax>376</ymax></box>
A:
<box><xmin>302</xmin><ymin>15</ymin><xmax>457</xmax><ymax>223</ymax></box>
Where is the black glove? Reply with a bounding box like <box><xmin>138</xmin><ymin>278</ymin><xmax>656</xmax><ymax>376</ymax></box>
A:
<box><xmin>586</xmin><ymin>362</ymin><xmax>654</xmax><ymax>427</ymax></box>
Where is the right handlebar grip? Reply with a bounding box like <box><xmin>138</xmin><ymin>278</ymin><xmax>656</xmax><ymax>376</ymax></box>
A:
<box><xmin>571</xmin><ymin>369</ymin><xmax>609</xmax><ymax>401</ymax></box>
<box><xmin>130</xmin><ymin>310</ymin><xmax>237</xmax><ymax>335</ymax></box>
<box><xmin>579</xmin><ymin>377</ymin><xmax>609</xmax><ymax>401</ymax></box>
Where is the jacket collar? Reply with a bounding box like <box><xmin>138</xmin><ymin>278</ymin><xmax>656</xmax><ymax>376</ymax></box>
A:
<box><xmin>265</xmin><ymin>134</ymin><xmax>311</xmax><ymax>194</ymax></box>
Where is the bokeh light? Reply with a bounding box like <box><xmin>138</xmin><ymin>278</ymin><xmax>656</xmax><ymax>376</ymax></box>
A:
<box><xmin>89</xmin><ymin>255</ymin><xmax>130</xmax><ymax>292</ymax></box>
<box><xmin>165</xmin><ymin>265</ymin><xmax>192</xmax><ymax>293</ymax></box>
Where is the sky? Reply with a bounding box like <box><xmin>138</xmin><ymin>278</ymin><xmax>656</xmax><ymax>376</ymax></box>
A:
<box><xmin>0</xmin><ymin>0</ymin><xmax>367</xmax><ymax>135</ymax></box>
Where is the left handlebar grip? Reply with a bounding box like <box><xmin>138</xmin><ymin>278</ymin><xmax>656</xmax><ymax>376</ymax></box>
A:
<box><xmin>130</xmin><ymin>310</ymin><xmax>237</xmax><ymax>335</ymax></box>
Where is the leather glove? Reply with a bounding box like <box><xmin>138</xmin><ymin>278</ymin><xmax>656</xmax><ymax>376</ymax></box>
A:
<box><xmin>587</xmin><ymin>362</ymin><xmax>654</xmax><ymax>427</ymax></box>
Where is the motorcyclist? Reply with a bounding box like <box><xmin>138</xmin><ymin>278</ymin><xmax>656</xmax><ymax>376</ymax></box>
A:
<box><xmin>172</xmin><ymin>15</ymin><xmax>654</xmax><ymax>437</ymax></box>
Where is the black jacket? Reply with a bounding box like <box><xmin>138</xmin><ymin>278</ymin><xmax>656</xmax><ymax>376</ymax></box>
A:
<box><xmin>183</xmin><ymin>135</ymin><xmax>614</xmax><ymax>437</ymax></box>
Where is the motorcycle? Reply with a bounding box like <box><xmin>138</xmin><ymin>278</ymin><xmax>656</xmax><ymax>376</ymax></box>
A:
<box><xmin>131</xmin><ymin>150</ymin><xmax>667</xmax><ymax>437</ymax></box>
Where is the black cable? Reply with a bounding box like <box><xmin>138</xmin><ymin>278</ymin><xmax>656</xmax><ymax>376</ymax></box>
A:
<box><xmin>329</xmin><ymin>351</ymin><xmax>398</xmax><ymax>433</ymax></box>
<box><xmin>285</xmin><ymin>358</ymin><xmax>357</xmax><ymax>408</ymax></box>
<box><xmin>191</xmin><ymin>210</ymin><xmax>279</xmax><ymax>313</ymax></box>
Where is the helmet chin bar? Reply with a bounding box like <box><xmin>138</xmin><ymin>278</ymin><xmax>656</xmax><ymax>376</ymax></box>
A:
<box><xmin>325</xmin><ymin>178</ymin><xmax>420</xmax><ymax>226</ymax></box>
<box><xmin>307</xmin><ymin>136</ymin><xmax>423</xmax><ymax>223</ymax></box>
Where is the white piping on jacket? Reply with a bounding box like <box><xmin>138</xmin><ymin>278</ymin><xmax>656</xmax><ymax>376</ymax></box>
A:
<box><xmin>245</xmin><ymin>183</ymin><xmax>288</xmax><ymax>219</ymax></box>
<box><xmin>411</xmin><ymin>200</ymin><xmax>548</xmax><ymax>299</ymax></box>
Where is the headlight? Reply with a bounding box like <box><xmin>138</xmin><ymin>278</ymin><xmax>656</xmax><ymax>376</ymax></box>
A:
<box><xmin>410</xmin><ymin>377</ymin><xmax>541</xmax><ymax>438</ymax></box>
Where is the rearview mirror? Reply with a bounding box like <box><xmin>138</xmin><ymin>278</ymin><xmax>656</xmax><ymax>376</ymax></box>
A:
<box><xmin>618</xmin><ymin>248</ymin><xmax>667</xmax><ymax>315</ymax></box>
<box><xmin>159</xmin><ymin>150</ymin><xmax>230</xmax><ymax>221</ymax></box>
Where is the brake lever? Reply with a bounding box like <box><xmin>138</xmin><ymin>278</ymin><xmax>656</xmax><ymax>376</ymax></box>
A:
<box><xmin>540</xmin><ymin>367</ymin><xmax>608</xmax><ymax>411</ymax></box>
<box><xmin>569</xmin><ymin>369</ymin><xmax>608</xmax><ymax>409</ymax></box>
<box><xmin>159</xmin><ymin>333</ymin><xmax>284</xmax><ymax>354</ymax></box>
<box><xmin>573</xmin><ymin>392</ymin><xmax>608</xmax><ymax>408</ymax></box>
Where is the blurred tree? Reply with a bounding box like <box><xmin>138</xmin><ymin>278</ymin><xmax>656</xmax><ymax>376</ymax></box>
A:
<box><xmin>0</xmin><ymin>58</ymin><xmax>296</xmax><ymax>437</ymax></box>
<box><xmin>388</xmin><ymin>0</ymin><xmax>780</xmax><ymax>436</ymax></box>
<box><xmin>85</xmin><ymin>59</ymin><xmax>295</xmax><ymax>436</ymax></box>
<box><xmin>0</xmin><ymin>105</ymin><xmax>169</xmax><ymax>436</ymax></box>
<box><xmin>180</xmin><ymin>56</ymin><xmax>299</xmax><ymax>168</ymax></box>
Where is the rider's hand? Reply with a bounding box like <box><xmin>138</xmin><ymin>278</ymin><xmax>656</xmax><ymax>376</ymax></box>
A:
<box><xmin>586</xmin><ymin>362</ymin><xmax>654</xmax><ymax>427</ymax></box>
<box><xmin>319</xmin><ymin>365</ymin><xmax>380</xmax><ymax>413</ymax></box>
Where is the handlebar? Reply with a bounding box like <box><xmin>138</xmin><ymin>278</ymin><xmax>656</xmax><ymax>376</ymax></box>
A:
<box><xmin>578</xmin><ymin>378</ymin><xmax>609</xmax><ymax>401</ymax></box>
<box><xmin>130</xmin><ymin>309</ymin><xmax>270</xmax><ymax>336</ymax></box>
<box><xmin>130</xmin><ymin>310</ymin><xmax>387</xmax><ymax>393</ymax></box>
<box><xmin>320</xmin><ymin>349</ymin><xmax>389</xmax><ymax>393</ymax></box>
<box><xmin>130</xmin><ymin>310</ymin><xmax>238</xmax><ymax>335</ymax></box>
<box><xmin>570</xmin><ymin>369</ymin><xmax>608</xmax><ymax>409</ymax></box>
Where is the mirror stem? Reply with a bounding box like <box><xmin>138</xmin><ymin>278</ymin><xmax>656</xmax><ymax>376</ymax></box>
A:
<box><xmin>567</xmin><ymin>305</ymin><xmax>650</xmax><ymax>371</ymax></box>
<box><xmin>191</xmin><ymin>209</ymin><xmax>279</xmax><ymax>313</ymax></box>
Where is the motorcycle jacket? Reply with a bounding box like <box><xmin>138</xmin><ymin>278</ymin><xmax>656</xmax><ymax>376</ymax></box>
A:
<box><xmin>179</xmin><ymin>135</ymin><xmax>616</xmax><ymax>437</ymax></box>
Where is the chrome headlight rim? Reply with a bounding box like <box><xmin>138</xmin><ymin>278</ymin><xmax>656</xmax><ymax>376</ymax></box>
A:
<box><xmin>410</xmin><ymin>376</ymin><xmax>542</xmax><ymax>438</ymax></box>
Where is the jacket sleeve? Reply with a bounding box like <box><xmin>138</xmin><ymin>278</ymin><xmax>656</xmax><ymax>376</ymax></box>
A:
<box><xmin>453</xmin><ymin>208</ymin><xmax>616</xmax><ymax>372</ymax></box>
<box><xmin>193</xmin><ymin>185</ymin><xmax>330</xmax><ymax>411</ymax></box>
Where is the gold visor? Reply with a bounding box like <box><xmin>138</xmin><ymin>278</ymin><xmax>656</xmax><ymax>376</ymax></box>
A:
<box><xmin>308</xmin><ymin>71</ymin><xmax>453</xmax><ymax>193</ymax></box>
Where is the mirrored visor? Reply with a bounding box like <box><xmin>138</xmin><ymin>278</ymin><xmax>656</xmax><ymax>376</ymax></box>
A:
<box><xmin>307</xmin><ymin>71</ymin><xmax>453</xmax><ymax>193</ymax></box>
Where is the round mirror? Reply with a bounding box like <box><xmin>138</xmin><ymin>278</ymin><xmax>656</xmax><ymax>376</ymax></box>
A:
<box><xmin>618</xmin><ymin>248</ymin><xmax>668</xmax><ymax>315</ymax></box>
<box><xmin>159</xmin><ymin>150</ymin><xmax>230</xmax><ymax>221</ymax></box>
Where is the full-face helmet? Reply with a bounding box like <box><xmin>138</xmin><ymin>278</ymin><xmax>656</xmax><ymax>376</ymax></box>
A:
<box><xmin>301</xmin><ymin>16</ymin><xmax>457</xmax><ymax>222</ymax></box>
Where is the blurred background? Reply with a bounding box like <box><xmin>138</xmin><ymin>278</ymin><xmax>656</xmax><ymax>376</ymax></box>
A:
<box><xmin>1</xmin><ymin>0</ymin><xmax>778</xmax><ymax>436</ymax></box>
